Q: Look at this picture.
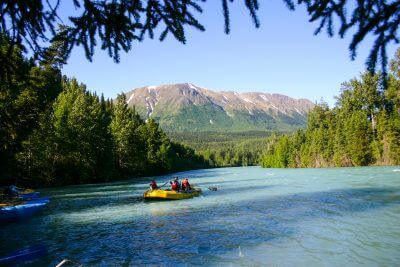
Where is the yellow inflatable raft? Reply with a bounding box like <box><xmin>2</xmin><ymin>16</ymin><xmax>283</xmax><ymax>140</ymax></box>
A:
<box><xmin>143</xmin><ymin>188</ymin><xmax>201</xmax><ymax>200</ymax></box>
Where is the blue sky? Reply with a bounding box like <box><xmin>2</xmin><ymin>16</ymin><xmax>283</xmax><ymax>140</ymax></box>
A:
<box><xmin>61</xmin><ymin>1</ymin><xmax>397</xmax><ymax>106</ymax></box>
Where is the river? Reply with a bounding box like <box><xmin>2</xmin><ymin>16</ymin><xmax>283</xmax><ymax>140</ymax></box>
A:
<box><xmin>1</xmin><ymin>166</ymin><xmax>400</xmax><ymax>266</ymax></box>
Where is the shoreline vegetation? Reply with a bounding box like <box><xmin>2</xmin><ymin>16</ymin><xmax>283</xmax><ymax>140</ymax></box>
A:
<box><xmin>261</xmin><ymin>50</ymin><xmax>400</xmax><ymax>168</ymax></box>
<box><xmin>0</xmin><ymin>36</ymin><xmax>209</xmax><ymax>187</ymax></box>
<box><xmin>1</xmin><ymin>34</ymin><xmax>399</xmax><ymax>188</ymax></box>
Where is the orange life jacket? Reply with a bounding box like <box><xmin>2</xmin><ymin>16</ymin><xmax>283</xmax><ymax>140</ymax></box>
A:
<box><xmin>182</xmin><ymin>179</ymin><xmax>190</xmax><ymax>189</ymax></box>
<box><xmin>171</xmin><ymin>181</ymin><xmax>179</xmax><ymax>191</ymax></box>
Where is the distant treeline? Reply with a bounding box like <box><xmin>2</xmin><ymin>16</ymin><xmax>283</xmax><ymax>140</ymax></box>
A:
<box><xmin>168</xmin><ymin>133</ymin><xmax>269</xmax><ymax>167</ymax></box>
<box><xmin>0</xmin><ymin>36</ymin><xmax>208</xmax><ymax>187</ymax></box>
<box><xmin>261</xmin><ymin>50</ymin><xmax>400</xmax><ymax>168</ymax></box>
<box><xmin>167</xmin><ymin>131</ymin><xmax>272</xmax><ymax>167</ymax></box>
<box><xmin>168</xmin><ymin>131</ymin><xmax>274</xmax><ymax>144</ymax></box>
<box><xmin>196</xmin><ymin>139</ymin><xmax>268</xmax><ymax>167</ymax></box>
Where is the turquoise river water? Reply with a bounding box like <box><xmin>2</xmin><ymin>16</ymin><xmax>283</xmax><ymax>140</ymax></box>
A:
<box><xmin>1</xmin><ymin>166</ymin><xmax>400</xmax><ymax>266</ymax></box>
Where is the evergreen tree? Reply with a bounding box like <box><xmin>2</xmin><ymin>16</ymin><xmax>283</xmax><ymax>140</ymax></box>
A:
<box><xmin>0</xmin><ymin>36</ymin><xmax>62</xmax><ymax>184</ymax></box>
<box><xmin>110</xmin><ymin>93</ymin><xmax>145</xmax><ymax>177</ymax></box>
<box><xmin>345</xmin><ymin>110</ymin><xmax>373</xmax><ymax>166</ymax></box>
<box><xmin>141</xmin><ymin>118</ymin><xmax>171</xmax><ymax>174</ymax></box>
<box><xmin>262</xmin><ymin>49</ymin><xmax>400</xmax><ymax>169</ymax></box>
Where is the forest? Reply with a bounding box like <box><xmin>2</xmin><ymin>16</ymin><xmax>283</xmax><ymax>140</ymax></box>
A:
<box><xmin>0</xmin><ymin>36</ymin><xmax>208</xmax><ymax>187</ymax></box>
<box><xmin>261</xmin><ymin>49</ymin><xmax>400</xmax><ymax>168</ymax></box>
<box><xmin>1</xmin><ymin>32</ymin><xmax>399</xmax><ymax>187</ymax></box>
<box><xmin>168</xmin><ymin>131</ymin><xmax>272</xmax><ymax>167</ymax></box>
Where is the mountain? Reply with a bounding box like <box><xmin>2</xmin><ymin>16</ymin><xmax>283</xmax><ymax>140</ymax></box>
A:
<box><xmin>124</xmin><ymin>83</ymin><xmax>314</xmax><ymax>132</ymax></box>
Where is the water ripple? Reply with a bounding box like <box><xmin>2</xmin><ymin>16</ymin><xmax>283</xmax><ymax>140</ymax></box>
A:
<box><xmin>1</xmin><ymin>166</ymin><xmax>400</xmax><ymax>266</ymax></box>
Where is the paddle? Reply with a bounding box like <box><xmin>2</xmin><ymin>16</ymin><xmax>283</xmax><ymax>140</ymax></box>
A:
<box><xmin>158</xmin><ymin>181</ymin><xmax>170</xmax><ymax>189</ymax></box>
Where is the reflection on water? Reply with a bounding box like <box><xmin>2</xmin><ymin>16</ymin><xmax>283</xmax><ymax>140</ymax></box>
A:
<box><xmin>1</xmin><ymin>166</ymin><xmax>400</xmax><ymax>266</ymax></box>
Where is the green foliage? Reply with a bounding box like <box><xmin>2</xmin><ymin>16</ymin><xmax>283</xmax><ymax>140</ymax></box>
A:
<box><xmin>170</xmin><ymin>132</ymin><xmax>270</xmax><ymax>167</ymax></box>
<box><xmin>110</xmin><ymin>93</ymin><xmax>145</xmax><ymax>177</ymax></box>
<box><xmin>16</xmin><ymin>78</ymin><xmax>115</xmax><ymax>185</ymax></box>
<box><xmin>0</xmin><ymin>36</ymin><xmax>62</xmax><ymax>184</ymax></box>
<box><xmin>141</xmin><ymin>118</ymin><xmax>171</xmax><ymax>173</ymax></box>
<box><xmin>261</xmin><ymin>131</ymin><xmax>306</xmax><ymax>168</ymax></box>
<box><xmin>170</xmin><ymin>131</ymin><xmax>273</xmax><ymax>144</ymax></box>
<box><xmin>0</xmin><ymin>37</ymin><xmax>208</xmax><ymax>187</ymax></box>
<box><xmin>261</xmin><ymin>49</ymin><xmax>400</xmax><ymax>168</ymax></box>
<box><xmin>293</xmin><ymin>0</ymin><xmax>400</xmax><ymax>74</ymax></box>
<box><xmin>0</xmin><ymin>1</ymin><xmax>258</xmax><ymax>64</ymax></box>
<box><xmin>1</xmin><ymin>0</ymin><xmax>396</xmax><ymax>75</ymax></box>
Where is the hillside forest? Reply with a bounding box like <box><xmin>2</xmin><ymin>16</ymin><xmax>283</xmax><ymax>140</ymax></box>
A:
<box><xmin>0</xmin><ymin>36</ymin><xmax>207</xmax><ymax>187</ymax></box>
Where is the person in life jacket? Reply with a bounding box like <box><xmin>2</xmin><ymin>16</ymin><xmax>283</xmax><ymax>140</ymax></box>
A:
<box><xmin>149</xmin><ymin>180</ymin><xmax>158</xmax><ymax>190</ymax></box>
<box><xmin>182</xmin><ymin>178</ymin><xmax>191</xmax><ymax>191</ymax></box>
<box><xmin>170</xmin><ymin>177</ymin><xmax>180</xmax><ymax>191</ymax></box>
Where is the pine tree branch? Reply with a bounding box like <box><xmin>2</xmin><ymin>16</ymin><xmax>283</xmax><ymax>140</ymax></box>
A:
<box><xmin>0</xmin><ymin>0</ymin><xmax>398</xmax><ymax>79</ymax></box>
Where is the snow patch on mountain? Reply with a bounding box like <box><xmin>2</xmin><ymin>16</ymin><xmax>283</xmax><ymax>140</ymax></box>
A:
<box><xmin>226</xmin><ymin>111</ymin><xmax>234</xmax><ymax>117</ymax></box>
<box><xmin>270</xmin><ymin>104</ymin><xmax>280</xmax><ymax>111</ymax></box>
<box><xmin>155</xmin><ymin>90</ymin><xmax>160</xmax><ymax>106</ymax></box>
<box><xmin>145</xmin><ymin>96</ymin><xmax>154</xmax><ymax>117</ymax></box>
<box><xmin>245</xmin><ymin>106</ymin><xmax>253</xmax><ymax>115</ymax></box>
<box><xmin>259</xmin><ymin>94</ymin><xmax>269</xmax><ymax>102</ymax></box>
<box><xmin>127</xmin><ymin>93</ymin><xmax>134</xmax><ymax>103</ymax></box>
<box><xmin>147</xmin><ymin>86</ymin><xmax>158</xmax><ymax>94</ymax></box>
<box><xmin>188</xmin><ymin>83</ymin><xmax>198</xmax><ymax>91</ymax></box>
<box><xmin>243</xmin><ymin>98</ymin><xmax>255</xmax><ymax>104</ymax></box>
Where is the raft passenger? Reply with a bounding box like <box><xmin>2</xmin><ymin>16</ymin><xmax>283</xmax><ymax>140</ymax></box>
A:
<box><xmin>182</xmin><ymin>178</ymin><xmax>191</xmax><ymax>191</ymax></box>
<box><xmin>170</xmin><ymin>177</ymin><xmax>180</xmax><ymax>191</ymax></box>
<box><xmin>149</xmin><ymin>180</ymin><xmax>158</xmax><ymax>190</ymax></box>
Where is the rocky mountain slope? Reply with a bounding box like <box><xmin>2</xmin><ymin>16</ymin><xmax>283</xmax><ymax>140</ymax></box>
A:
<box><xmin>124</xmin><ymin>83</ymin><xmax>314</xmax><ymax>132</ymax></box>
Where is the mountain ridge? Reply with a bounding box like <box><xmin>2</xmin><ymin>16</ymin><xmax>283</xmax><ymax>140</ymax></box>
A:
<box><xmin>123</xmin><ymin>83</ymin><xmax>314</xmax><ymax>132</ymax></box>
